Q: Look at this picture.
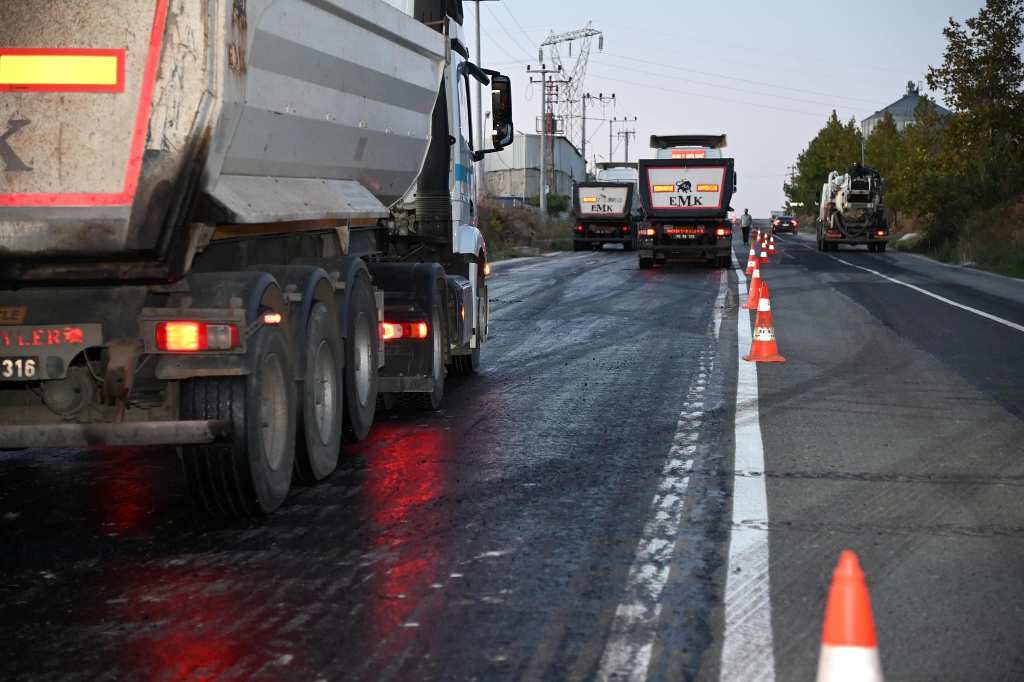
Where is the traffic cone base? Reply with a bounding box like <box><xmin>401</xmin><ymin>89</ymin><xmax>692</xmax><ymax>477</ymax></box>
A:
<box><xmin>815</xmin><ymin>550</ymin><xmax>882</xmax><ymax>682</ymax></box>
<box><xmin>815</xmin><ymin>646</ymin><xmax>883</xmax><ymax>682</ymax></box>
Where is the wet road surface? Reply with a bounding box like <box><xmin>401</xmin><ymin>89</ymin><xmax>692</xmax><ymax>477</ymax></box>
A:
<box><xmin>1</xmin><ymin>241</ymin><xmax>1023</xmax><ymax>680</ymax></box>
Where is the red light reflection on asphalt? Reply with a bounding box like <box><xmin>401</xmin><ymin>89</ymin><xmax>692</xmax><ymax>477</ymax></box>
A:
<box><xmin>95</xmin><ymin>448</ymin><xmax>155</xmax><ymax>535</ymax></box>
<box><xmin>363</xmin><ymin>423</ymin><xmax>449</xmax><ymax>641</ymax></box>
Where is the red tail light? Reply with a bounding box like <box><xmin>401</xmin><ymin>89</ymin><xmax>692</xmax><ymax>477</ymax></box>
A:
<box><xmin>156</xmin><ymin>321</ymin><xmax>239</xmax><ymax>352</ymax></box>
<box><xmin>623</xmin><ymin>226</ymin><xmax>631</xmax><ymax>233</ymax></box>
<box><xmin>380</xmin><ymin>321</ymin><xmax>429</xmax><ymax>341</ymax></box>
<box><xmin>792</xmin><ymin>219</ymin><xmax>799</xmax><ymax>227</ymax></box>
<box><xmin>640</xmin><ymin>227</ymin><xmax>656</xmax><ymax>237</ymax></box>
<box><xmin>715</xmin><ymin>227</ymin><xmax>731</xmax><ymax>238</ymax></box>
<box><xmin>876</xmin><ymin>229</ymin><xmax>887</xmax><ymax>237</ymax></box>
<box><xmin>575</xmin><ymin>225</ymin><xmax>584</xmax><ymax>232</ymax></box>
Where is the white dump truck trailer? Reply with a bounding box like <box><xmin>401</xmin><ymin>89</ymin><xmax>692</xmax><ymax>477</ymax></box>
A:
<box><xmin>572</xmin><ymin>163</ymin><xmax>640</xmax><ymax>251</ymax></box>
<box><xmin>637</xmin><ymin>135</ymin><xmax>737</xmax><ymax>269</ymax></box>
<box><xmin>0</xmin><ymin>0</ymin><xmax>514</xmax><ymax>516</ymax></box>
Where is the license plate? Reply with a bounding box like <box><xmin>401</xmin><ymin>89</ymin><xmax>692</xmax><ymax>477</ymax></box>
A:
<box><xmin>0</xmin><ymin>357</ymin><xmax>39</xmax><ymax>380</ymax></box>
<box><xmin>672</xmin><ymin>233</ymin><xmax>697</xmax><ymax>239</ymax></box>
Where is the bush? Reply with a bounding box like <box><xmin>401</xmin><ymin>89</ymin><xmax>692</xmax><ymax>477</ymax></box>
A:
<box><xmin>478</xmin><ymin>197</ymin><xmax>573</xmax><ymax>259</ymax></box>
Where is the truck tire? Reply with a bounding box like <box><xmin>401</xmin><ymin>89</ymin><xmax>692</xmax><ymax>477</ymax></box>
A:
<box><xmin>344</xmin><ymin>274</ymin><xmax>379</xmax><ymax>441</ymax></box>
<box><xmin>623</xmin><ymin>241</ymin><xmax>635</xmax><ymax>252</ymax></box>
<box><xmin>406</xmin><ymin>291</ymin><xmax>447</xmax><ymax>411</ymax></box>
<box><xmin>639</xmin><ymin>256</ymin><xmax>654</xmax><ymax>270</ymax></box>
<box><xmin>877</xmin><ymin>242</ymin><xmax>887</xmax><ymax>253</ymax></box>
<box><xmin>294</xmin><ymin>302</ymin><xmax>344</xmax><ymax>483</ymax></box>
<box><xmin>573</xmin><ymin>240</ymin><xmax>585</xmax><ymax>252</ymax></box>
<box><xmin>179</xmin><ymin>325</ymin><xmax>297</xmax><ymax>518</ymax></box>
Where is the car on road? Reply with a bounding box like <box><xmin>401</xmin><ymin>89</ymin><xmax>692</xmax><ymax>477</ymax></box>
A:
<box><xmin>772</xmin><ymin>216</ymin><xmax>799</xmax><ymax>234</ymax></box>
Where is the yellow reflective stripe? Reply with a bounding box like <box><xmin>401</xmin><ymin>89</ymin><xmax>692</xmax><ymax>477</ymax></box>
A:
<box><xmin>0</xmin><ymin>54</ymin><xmax>119</xmax><ymax>86</ymax></box>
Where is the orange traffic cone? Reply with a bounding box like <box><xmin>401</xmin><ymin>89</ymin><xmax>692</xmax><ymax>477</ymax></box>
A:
<box><xmin>743</xmin><ymin>283</ymin><xmax>785</xmax><ymax>362</ymax></box>
<box><xmin>743</xmin><ymin>267</ymin><xmax>762</xmax><ymax>310</ymax></box>
<box><xmin>745</xmin><ymin>247</ymin><xmax>759</xmax><ymax>276</ymax></box>
<box><xmin>768</xmin><ymin>236</ymin><xmax>777</xmax><ymax>256</ymax></box>
<box><xmin>816</xmin><ymin>550</ymin><xmax>883</xmax><ymax>682</ymax></box>
<box><xmin>759</xmin><ymin>243</ymin><xmax>769</xmax><ymax>264</ymax></box>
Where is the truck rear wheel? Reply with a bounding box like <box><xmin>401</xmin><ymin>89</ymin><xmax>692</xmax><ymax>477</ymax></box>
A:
<box><xmin>877</xmin><ymin>242</ymin><xmax>887</xmax><ymax>253</ymax></box>
<box><xmin>573</xmin><ymin>240</ymin><xmax>586</xmax><ymax>252</ymax></box>
<box><xmin>294</xmin><ymin>302</ymin><xmax>344</xmax><ymax>483</ymax></box>
<box><xmin>639</xmin><ymin>256</ymin><xmax>654</xmax><ymax>270</ymax></box>
<box><xmin>179</xmin><ymin>325</ymin><xmax>297</xmax><ymax>518</ymax></box>
<box><xmin>344</xmin><ymin>274</ymin><xmax>379</xmax><ymax>441</ymax></box>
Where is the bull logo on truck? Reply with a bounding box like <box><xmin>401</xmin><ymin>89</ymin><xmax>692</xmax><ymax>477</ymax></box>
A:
<box><xmin>676</xmin><ymin>179</ymin><xmax>692</xmax><ymax>193</ymax></box>
<box><xmin>0</xmin><ymin>119</ymin><xmax>32</xmax><ymax>173</ymax></box>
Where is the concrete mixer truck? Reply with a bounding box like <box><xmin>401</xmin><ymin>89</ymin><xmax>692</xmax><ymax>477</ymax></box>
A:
<box><xmin>0</xmin><ymin>0</ymin><xmax>514</xmax><ymax>516</ymax></box>
<box><xmin>817</xmin><ymin>163</ymin><xmax>890</xmax><ymax>252</ymax></box>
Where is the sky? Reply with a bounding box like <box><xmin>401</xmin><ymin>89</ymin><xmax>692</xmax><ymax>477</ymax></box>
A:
<box><xmin>466</xmin><ymin>0</ymin><xmax>985</xmax><ymax>216</ymax></box>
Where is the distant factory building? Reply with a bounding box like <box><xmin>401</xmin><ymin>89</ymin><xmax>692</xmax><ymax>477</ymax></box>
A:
<box><xmin>483</xmin><ymin>132</ymin><xmax>586</xmax><ymax>201</ymax></box>
<box><xmin>860</xmin><ymin>81</ymin><xmax>952</xmax><ymax>137</ymax></box>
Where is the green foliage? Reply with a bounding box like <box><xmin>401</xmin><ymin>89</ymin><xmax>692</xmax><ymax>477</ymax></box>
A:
<box><xmin>525</xmin><ymin>193</ymin><xmax>571</xmax><ymax>215</ymax></box>
<box><xmin>783</xmin><ymin>111</ymin><xmax>863</xmax><ymax>211</ymax></box>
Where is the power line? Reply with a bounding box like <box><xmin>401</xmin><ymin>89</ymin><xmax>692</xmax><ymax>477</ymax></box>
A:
<box><xmin>595</xmin><ymin>51</ymin><xmax>886</xmax><ymax>108</ymax></box>
<box><xmin>484</xmin><ymin>5</ymin><xmax>534</xmax><ymax>60</ymax></box>
<box><xmin>588</xmin><ymin>56</ymin><xmax>876</xmax><ymax>113</ymax></box>
<box><xmin>501</xmin><ymin>4</ymin><xmax>539</xmax><ymax>53</ymax></box>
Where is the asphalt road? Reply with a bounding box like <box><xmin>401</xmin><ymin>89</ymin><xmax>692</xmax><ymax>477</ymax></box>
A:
<box><xmin>1</xmin><ymin>238</ymin><xmax>1022</xmax><ymax>681</ymax></box>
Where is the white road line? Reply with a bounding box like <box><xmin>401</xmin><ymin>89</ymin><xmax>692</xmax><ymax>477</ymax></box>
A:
<box><xmin>832</xmin><ymin>257</ymin><xmax>1024</xmax><ymax>334</ymax></box>
<box><xmin>597</xmin><ymin>271</ymin><xmax>728</xmax><ymax>681</ymax></box>
<box><xmin>781</xmin><ymin>236</ymin><xmax>1024</xmax><ymax>335</ymax></box>
<box><xmin>719</xmin><ymin>253</ymin><xmax>775</xmax><ymax>682</ymax></box>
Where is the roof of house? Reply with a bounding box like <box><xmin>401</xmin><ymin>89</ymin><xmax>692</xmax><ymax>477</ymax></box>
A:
<box><xmin>862</xmin><ymin>82</ymin><xmax>952</xmax><ymax>125</ymax></box>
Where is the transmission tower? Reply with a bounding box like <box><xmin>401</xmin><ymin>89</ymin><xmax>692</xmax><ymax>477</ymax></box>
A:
<box><xmin>540</xmin><ymin>22</ymin><xmax>603</xmax><ymax>155</ymax></box>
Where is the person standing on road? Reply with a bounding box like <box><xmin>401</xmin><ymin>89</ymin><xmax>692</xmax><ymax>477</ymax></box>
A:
<box><xmin>740</xmin><ymin>209</ymin><xmax>752</xmax><ymax>244</ymax></box>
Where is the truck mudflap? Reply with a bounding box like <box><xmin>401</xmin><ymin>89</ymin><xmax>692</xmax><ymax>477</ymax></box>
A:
<box><xmin>0</xmin><ymin>420</ymin><xmax>230</xmax><ymax>449</ymax></box>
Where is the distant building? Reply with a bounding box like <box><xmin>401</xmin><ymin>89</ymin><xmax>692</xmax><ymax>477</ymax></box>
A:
<box><xmin>483</xmin><ymin>132</ymin><xmax>586</xmax><ymax>200</ymax></box>
<box><xmin>860</xmin><ymin>82</ymin><xmax>952</xmax><ymax>137</ymax></box>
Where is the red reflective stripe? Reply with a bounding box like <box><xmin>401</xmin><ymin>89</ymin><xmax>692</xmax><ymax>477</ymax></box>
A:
<box><xmin>0</xmin><ymin>0</ymin><xmax>170</xmax><ymax>208</ymax></box>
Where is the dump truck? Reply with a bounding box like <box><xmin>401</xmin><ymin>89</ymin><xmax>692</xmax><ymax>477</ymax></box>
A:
<box><xmin>637</xmin><ymin>135</ymin><xmax>737</xmax><ymax>269</ymax></box>
<box><xmin>817</xmin><ymin>163</ymin><xmax>890</xmax><ymax>252</ymax></box>
<box><xmin>571</xmin><ymin>162</ymin><xmax>640</xmax><ymax>251</ymax></box>
<box><xmin>0</xmin><ymin>0</ymin><xmax>514</xmax><ymax>517</ymax></box>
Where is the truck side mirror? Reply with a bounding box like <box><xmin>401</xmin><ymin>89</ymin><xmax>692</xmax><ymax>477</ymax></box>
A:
<box><xmin>733</xmin><ymin>171</ymin><xmax>738</xmax><ymax>193</ymax></box>
<box><xmin>490</xmin><ymin>74</ymin><xmax>514</xmax><ymax>149</ymax></box>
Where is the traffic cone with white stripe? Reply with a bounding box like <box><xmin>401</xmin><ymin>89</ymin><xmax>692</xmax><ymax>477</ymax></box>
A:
<box><xmin>745</xmin><ymin>246</ymin><xmax>759</xmax><ymax>277</ymax></box>
<box><xmin>768</xmin><ymin>235</ymin><xmax>777</xmax><ymax>257</ymax></box>
<box><xmin>743</xmin><ymin>267</ymin><xmax>763</xmax><ymax>310</ymax></box>
<box><xmin>816</xmin><ymin>550</ymin><xmax>883</xmax><ymax>682</ymax></box>
<box><xmin>759</xmin><ymin>241</ymin><xmax>770</xmax><ymax>264</ymax></box>
<box><xmin>743</xmin><ymin>283</ymin><xmax>785</xmax><ymax>362</ymax></box>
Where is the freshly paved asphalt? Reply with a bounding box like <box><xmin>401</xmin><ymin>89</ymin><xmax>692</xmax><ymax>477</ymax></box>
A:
<box><xmin>1</xmin><ymin>238</ymin><xmax>1022</xmax><ymax>680</ymax></box>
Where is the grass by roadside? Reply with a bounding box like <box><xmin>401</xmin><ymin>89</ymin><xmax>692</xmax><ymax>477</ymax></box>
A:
<box><xmin>478</xmin><ymin>197</ymin><xmax>573</xmax><ymax>261</ymax></box>
<box><xmin>891</xmin><ymin>197</ymin><xmax>1024</xmax><ymax>279</ymax></box>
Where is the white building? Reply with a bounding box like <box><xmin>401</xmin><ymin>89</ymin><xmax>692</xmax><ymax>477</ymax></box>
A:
<box><xmin>483</xmin><ymin>132</ymin><xmax>586</xmax><ymax>200</ymax></box>
<box><xmin>860</xmin><ymin>82</ymin><xmax>952</xmax><ymax>138</ymax></box>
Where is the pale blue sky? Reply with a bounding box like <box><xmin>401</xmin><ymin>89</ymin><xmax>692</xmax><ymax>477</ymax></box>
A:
<box><xmin>469</xmin><ymin>0</ymin><xmax>984</xmax><ymax>215</ymax></box>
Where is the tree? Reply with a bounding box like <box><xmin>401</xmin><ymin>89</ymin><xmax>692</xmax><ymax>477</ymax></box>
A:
<box><xmin>927</xmin><ymin>0</ymin><xmax>1024</xmax><ymax>200</ymax></box>
<box><xmin>784</xmin><ymin>111</ymin><xmax>863</xmax><ymax>216</ymax></box>
<box><xmin>864</xmin><ymin>112</ymin><xmax>905</xmax><ymax>225</ymax></box>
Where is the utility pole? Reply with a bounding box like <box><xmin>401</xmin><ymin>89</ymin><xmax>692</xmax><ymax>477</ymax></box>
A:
<box><xmin>581</xmin><ymin>92</ymin><xmax>614</xmax><ymax>175</ymax></box>
<box><xmin>472</xmin><ymin>1</ymin><xmax>500</xmax><ymax>197</ymax></box>
<box><xmin>609</xmin><ymin>116</ymin><xmax>637</xmax><ymax>163</ymax></box>
<box><xmin>527</xmin><ymin>63</ymin><xmax>563</xmax><ymax>217</ymax></box>
<box><xmin>617</xmin><ymin>129</ymin><xmax>637</xmax><ymax>162</ymax></box>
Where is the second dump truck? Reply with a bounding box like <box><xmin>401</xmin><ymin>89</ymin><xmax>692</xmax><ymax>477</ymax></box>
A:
<box><xmin>0</xmin><ymin>0</ymin><xmax>513</xmax><ymax>517</ymax></box>
<box><xmin>572</xmin><ymin>162</ymin><xmax>641</xmax><ymax>251</ymax></box>
<box><xmin>637</xmin><ymin>135</ymin><xmax>737</xmax><ymax>269</ymax></box>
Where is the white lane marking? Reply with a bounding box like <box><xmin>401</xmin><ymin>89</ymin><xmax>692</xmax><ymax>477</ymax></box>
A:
<box><xmin>597</xmin><ymin>271</ymin><xmax>728</xmax><ymax>681</ymax></box>
<box><xmin>781</xmin><ymin>236</ymin><xmax>1024</xmax><ymax>334</ymax></box>
<box><xmin>719</xmin><ymin>252</ymin><xmax>775</xmax><ymax>682</ymax></box>
<box><xmin>833</xmin><ymin>257</ymin><xmax>1024</xmax><ymax>334</ymax></box>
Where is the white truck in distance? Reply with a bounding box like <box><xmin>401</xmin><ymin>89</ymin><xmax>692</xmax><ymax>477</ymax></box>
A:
<box><xmin>0</xmin><ymin>0</ymin><xmax>514</xmax><ymax>517</ymax></box>
<box><xmin>818</xmin><ymin>163</ymin><xmax>890</xmax><ymax>252</ymax></box>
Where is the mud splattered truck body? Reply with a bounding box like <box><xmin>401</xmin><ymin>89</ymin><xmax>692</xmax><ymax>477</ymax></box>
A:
<box><xmin>637</xmin><ymin>135</ymin><xmax>736</xmax><ymax>270</ymax></box>
<box><xmin>0</xmin><ymin>0</ymin><xmax>514</xmax><ymax>515</ymax></box>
